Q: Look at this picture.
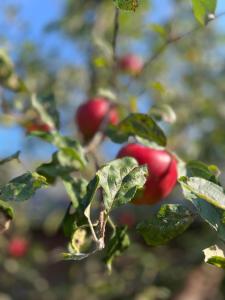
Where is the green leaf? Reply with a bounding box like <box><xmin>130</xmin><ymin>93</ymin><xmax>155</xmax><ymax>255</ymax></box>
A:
<box><xmin>192</xmin><ymin>0</ymin><xmax>217</xmax><ymax>25</ymax></box>
<box><xmin>103</xmin><ymin>226</ymin><xmax>130</xmax><ymax>271</ymax></box>
<box><xmin>63</xmin><ymin>227</ymin><xmax>97</xmax><ymax>260</ymax></box>
<box><xmin>0</xmin><ymin>49</ymin><xmax>13</xmax><ymax>80</ymax></box>
<box><xmin>97</xmin><ymin>88</ymin><xmax>117</xmax><ymax>102</ymax></box>
<box><xmin>149</xmin><ymin>24</ymin><xmax>168</xmax><ymax>39</ymax></box>
<box><xmin>39</xmin><ymin>92</ymin><xmax>60</xmax><ymax>129</ymax></box>
<box><xmin>2</xmin><ymin>74</ymin><xmax>27</xmax><ymax>93</ymax></box>
<box><xmin>137</xmin><ymin>204</ymin><xmax>193</xmax><ymax>246</ymax></box>
<box><xmin>31</xmin><ymin>93</ymin><xmax>58</xmax><ymax>130</ymax></box>
<box><xmin>0</xmin><ymin>172</ymin><xmax>48</xmax><ymax>202</ymax></box>
<box><xmin>61</xmin><ymin>209</ymin><xmax>86</xmax><ymax>238</ymax></box>
<box><xmin>37</xmin><ymin>152</ymin><xmax>69</xmax><ymax>184</ymax></box>
<box><xmin>150</xmin><ymin>104</ymin><xmax>176</xmax><ymax>124</ymax></box>
<box><xmin>134</xmin><ymin>136</ymin><xmax>165</xmax><ymax>149</ymax></box>
<box><xmin>0</xmin><ymin>49</ymin><xmax>27</xmax><ymax>92</ymax></box>
<box><xmin>0</xmin><ymin>200</ymin><xmax>14</xmax><ymax>234</ymax></box>
<box><xmin>0</xmin><ymin>199</ymin><xmax>14</xmax><ymax>219</ymax></box>
<box><xmin>81</xmin><ymin>158</ymin><xmax>147</xmax><ymax>251</ymax></box>
<box><xmin>83</xmin><ymin>157</ymin><xmax>148</xmax><ymax>214</ymax></box>
<box><xmin>186</xmin><ymin>161</ymin><xmax>220</xmax><ymax>184</ymax></box>
<box><xmin>150</xmin><ymin>81</ymin><xmax>167</xmax><ymax>95</ymax></box>
<box><xmin>106</xmin><ymin>113</ymin><xmax>166</xmax><ymax>146</ymax></box>
<box><xmin>63</xmin><ymin>176</ymin><xmax>88</xmax><ymax>209</ymax></box>
<box><xmin>203</xmin><ymin>244</ymin><xmax>225</xmax><ymax>269</ymax></box>
<box><xmin>15</xmin><ymin>79</ymin><xmax>28</xmax><ymax>93</ymax></box>
<box><xmin>0</xmin><ymin>151</ymin><xmax>20</xmax><ymax>165</ymax></box>
<box><xmin>114</xmin><ymin>0</ymin><xmax>139</xmax><ymax>11</ymax></box>
<box><xmin>57</xmin><ymin>146</ymin><xmax>86</xmax><ymax>170</ymax></box>
<box><xmin>69</xmin><ymin>228</ymin><xmax>88</xmax><ymax>253</ymax></box>
<box><xmin>60</xmin><ymin>176</ymin><xmax>89</xmax><ymax>238</ymax></box>
<box><xmin>30</xmin><ymin>132</ymin><xmax>87</xmax><ymax>170</ymax></box>
<box><xmin>179</xmin><ymin>177</ymin><xmax>225</xmax><ymax>210</ymax></box>
<box><xmin>180</xmin><ymin>179</ymin><xmax>225</xmax><ymax>241</ymax></box>
<box><xmin>63</xmin><ymin>250</ymin><xmax>97</xmax><ymax>261</ymax></box>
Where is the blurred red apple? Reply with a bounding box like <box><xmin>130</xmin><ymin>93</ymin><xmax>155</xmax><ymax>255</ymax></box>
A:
<box><xmin>117</xmin><ymin>143</ymin><xmax>177</xmax><ymax>205</ymax></box>
<box><xmin>119</xmin><ymin>54</ymin><xmax>144</xmax><ymax>75</ymax></box>
<box><xmin>8</xmin><ymin>237</ymin><xmax>29</xmax><ymax>258</ymax></box>
<box><xmin>26</xmin><ymin>122</ymin><xmax>52</xmax><ymax>133</ymax></box>
<box><xmin>118</xmin><ymin>212</ymin><xmax>136</xmax><ymax>228</ymax></box>
<box><xmin>75</xmin><ymin>97</ymin><xmax>119</xmax><ymax>140</ymax></box>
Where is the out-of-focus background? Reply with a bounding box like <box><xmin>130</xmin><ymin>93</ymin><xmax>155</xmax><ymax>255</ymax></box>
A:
<box><xmin>1</xmin><ymin>0</ymin><xmax>225</xmax><ymax>299</ymax></box>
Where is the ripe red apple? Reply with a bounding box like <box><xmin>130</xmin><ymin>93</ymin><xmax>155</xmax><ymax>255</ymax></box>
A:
<box><xmin>117</xmin><ymin>143</ymin><xmax>177</xmax><ymax>205</ymax></box>
<box><xmin>8</xmin><ymin>237</ymin><xmax>29</xmax><ymax>258</ymax></box>
<box><xmin>26</xmin><ymin>122</ymin><xmax>52</xmax><ymax>133</ymax></box>
<box><xmin>75</xmin><ymin>97</ymin><xmax>119</xmax><ymax>140</ymax></box>
<box><xmin>119</xmin><ymin>54</ymin><xmax>144</xmax><ymax>75</ymax></box>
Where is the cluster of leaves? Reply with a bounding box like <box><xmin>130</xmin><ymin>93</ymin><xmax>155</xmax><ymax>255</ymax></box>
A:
<box><xmin>1</xmin><ymin>0</ymin><xmax>225</xmax><ymax>271</ymax></box>
<box><xmin>113</xmin><ymin>0</ymin><xmax>217</xmax><ymax>24</ymax></box>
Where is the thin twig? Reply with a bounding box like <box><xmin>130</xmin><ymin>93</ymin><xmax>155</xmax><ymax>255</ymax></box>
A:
<box><xmin>145</xmin><ymin>11</ymin><xmax>225</xmax><ymax>69</ymax></box>
<box><xmin>111</xmin><ymin>7</ymin><xmax>120</xmax><ymax>88</ymax></box>
<box><xmin>84</xmin><ymin>132</ymin><xmax>104</xmax><ymax>154</ymax></box>
<box><xmin>142</xmin><ymin>27</ymin><xmax>199</xmax><ymax>75</ymax></box>
<box><xmin>112</xmin><ymin>7</ymin><xmax>120</xmax><ymax>62</ymax></box>
<box><xmin>132</xmin><ymin>11</ymin><xmax>225</xmax><ymax>97</ymax></box>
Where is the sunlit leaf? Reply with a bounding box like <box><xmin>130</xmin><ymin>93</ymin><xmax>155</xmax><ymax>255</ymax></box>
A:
<box><xmin>60</xmin><ymin>176</ymin><xmax>89</xmax><ymax>238</ymax></box>
<box><xmin>31</xmin><ymin>93</ymin><xmax>58</xmax><ymax>130</ymax></box>
<box><xmin>180</xmin><ymin>179</ymin><xmax>225</xmax><ymax>241</ymax></box>
<box><xmin>70</xmin><ymin>228</ymin><xmax>88</xmax><ymax>253</ymax></box>
<box><xmin>203</xmin><ymin>244</ymin><xmax>225</xmax><ymax>269</ymax></box>
<box><xmin>114</xmin><ymin>0</ymin><xmax>139</xmax><ymax>11</ymax></box>
<box><xmin>0</xmin><ymin>172</ymin><xmax>48</xmax><ymax>202</ymax></box>
<box><xmin>150</xmin><ymin>104</ymin><xmax>176</xmax><ymax>124</ymax></box>
<box><xmin>0</xmin><ymin>49</ymin><xmax>27</xmax><ymax>92</ymax></box>
<box><xmin>63</xmin><ymin>176</ymin><xmax>88</xmax><ymax>209</ymax></box>
<box><xmin>83</xmin><ymin>157</ymin><xmax>148</xmax><ymax>214</ymax></box>
<box><xmin>63</xmin><ymin>249</ymin><xmax>97</xmax><ymax>261</ymax></box>
<box><xmin>0</xmin><ymin>200</ymin><xmax>13</xmax><ymax>234</ymax></box>
<box><xmin>149</xmin><ymin>24</ymin><xmax>168</xmax><ymax>39</ymax></box>
<box><xmin>186</xmin><ymin>161</ymin><xmax>220</xmax><ymax>184</ymax></box>
<box><xmin>150</xmin><ymin>81</ymin><xmax>167</xmax><ymax>94</ymax></box>
<box><xmin>0</xmin><ymin>49</ymin><xmax>13</xmax><ymax>80</ymax></box>
<box><xmin>30</xmin><ymin>132</ymin><xmax>87</xmax><ymax>170</ymax></box>
<box><xmin>106</xmin><ymin>113</ymin><xmax>166</xmax><ymax>146</ymax></box>
<box><xmin>192</xmin><ymin>0</ymin><xmax>217</xmax><ymax>25</ymax></box>
<box><xmin>179</xmin><ymin>177</ymin><xmax>225</xmax><ymax>210</ymax></box>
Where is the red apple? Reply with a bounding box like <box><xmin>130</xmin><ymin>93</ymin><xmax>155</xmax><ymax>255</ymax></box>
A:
<box><xmin>117</xmin><ymin>143</ymin><xmax>177</xmax><ymax>205</ymax></box>
<box><xmin>75</xmin><ymin>97</ymin><xmax>119</xmax><ymax>140</ymax></box>
<box><xmin>26</xmin><ymin>122</ymin><xmax>52</xmax><ymax>133</ymax></box>
<box><xmin>8</xmin><ymin>237</ymin><xmax>29</xmax><ymax>258</ymax></box>
<box><xmin>119</xmin><ymin>54</ymin><xmax>144</xmax><ymax>75</ymax></box>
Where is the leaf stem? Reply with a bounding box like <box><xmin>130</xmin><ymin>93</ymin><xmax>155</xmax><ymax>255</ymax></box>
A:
<box><xmin>108</xmin><ymin>216</ymin><xmax>116</xmax><ymax>232</ymax></box>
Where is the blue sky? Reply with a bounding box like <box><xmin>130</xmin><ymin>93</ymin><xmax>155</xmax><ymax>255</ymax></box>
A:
<box><xmin>1</xmin><ymin>0</ymin><xmax>225</xmax><ymax>162</ymax></box>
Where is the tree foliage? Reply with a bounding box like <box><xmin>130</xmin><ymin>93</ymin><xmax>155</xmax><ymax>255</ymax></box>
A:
<box><xmin>2</xmin><ymin>0</ymin><xmax>225</xmax><ymax>276</ymax></box>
